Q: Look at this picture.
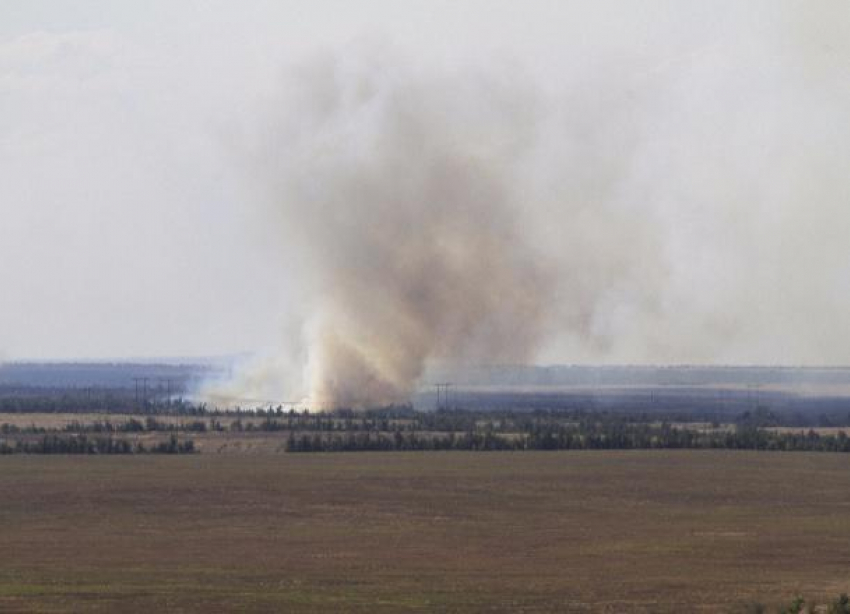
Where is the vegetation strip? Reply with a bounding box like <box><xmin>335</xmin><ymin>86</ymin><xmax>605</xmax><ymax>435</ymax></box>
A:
<box><xmin>4</xmin><ymin>408</ymin><xmax>850</xmax><ymax>454</ymax></box>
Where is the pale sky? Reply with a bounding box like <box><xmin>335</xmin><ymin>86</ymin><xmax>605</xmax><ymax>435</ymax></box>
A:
<box><xmin>2</xmin><ymin>1</ymin><xmax>849</xmax><ymax>364</ymax></box>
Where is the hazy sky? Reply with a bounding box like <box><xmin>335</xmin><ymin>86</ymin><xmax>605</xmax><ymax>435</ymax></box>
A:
<box><xmin>2</xmin><ymin>1</ymin><xmax>849</xmax><ymax>366</ymax></box>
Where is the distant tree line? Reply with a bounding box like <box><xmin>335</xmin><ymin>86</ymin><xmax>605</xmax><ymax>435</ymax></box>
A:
<box><xmin>0</xmin><ymin>434</ymin><xmax>195</xmax><ymax>454</ymax></box>
<box><xmin>285</xmin><ymin>423</ymin><xmax>850</xmax><ymax>453</ymax></box>
<box><xmin>6</xmin><ymin>408</ymin><xmax>850</xmax><ymax>454</ymax></box>
<box><xmin>1</xmin><ymin>417</ymin><xmax>209</xmax><ymax>435</ymax></box>
<box><xmin>0</xmin><ymin>385</ymin><xmax>198</xmax><ymax>415</ymax></box>
<box><xmin>6</xmin><ymin>399</ymin><xmax>850</xmax><ymax>456</ymax></box>
<box><xmin>5</xmin><ymin>384</ymin><xmax>850</xmax><ymax>429</ymax></box>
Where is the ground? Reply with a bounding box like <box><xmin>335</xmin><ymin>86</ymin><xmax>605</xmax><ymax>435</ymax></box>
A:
<box><xmin>1</xmin><ymin>451</ymin><xmax>850</xmax><ymax>612</ymax></box>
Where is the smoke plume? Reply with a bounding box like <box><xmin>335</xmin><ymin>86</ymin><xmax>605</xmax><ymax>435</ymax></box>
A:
<box><xmin>247</xmin><ymin>55</ymin><xmax>569</xmax><ymax>407</ymax></box>
<box><xmin>207</xmin><ymin>3</ymin><xmax>850</xmax><ymax>408</ymax></box>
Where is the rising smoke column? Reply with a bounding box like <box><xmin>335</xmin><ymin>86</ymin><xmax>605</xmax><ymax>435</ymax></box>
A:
<box><xmin>252</xmin><ymin>55</ymin><xmax>558</xmax><ymax>407</ymax></box>
<box><xmin>214</xmin><ymin>2</ymin><xmax>850</xmax><ymax>409</ymax></box>
<box><xmin>195</xmin><ymin>45</ymin><xmax>667</xmax><ymax>408</ymax></box>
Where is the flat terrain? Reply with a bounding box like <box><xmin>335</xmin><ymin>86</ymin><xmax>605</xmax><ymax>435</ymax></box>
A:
<box><xmin>2</xmin><ymin>452</ymin><xmax>850</xmax><ymax>612</ymax></box>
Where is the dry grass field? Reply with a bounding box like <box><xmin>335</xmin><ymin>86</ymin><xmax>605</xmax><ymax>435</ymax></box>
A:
<box><xmin>2</xmin><ymin>451</ymin><xmax>850</xmax><ymax>612</ymax></box>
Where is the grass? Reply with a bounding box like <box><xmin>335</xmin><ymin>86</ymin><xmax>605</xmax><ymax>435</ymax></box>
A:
<box><xmin>2</xmin><ymin>451</ymin><xmax>850</xmax><ymax>612</ymax></box>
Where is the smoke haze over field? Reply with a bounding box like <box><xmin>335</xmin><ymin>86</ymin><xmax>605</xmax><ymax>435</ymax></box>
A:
<box><xmin>1</xmin><ymin>2</ymin><xmax>850</xmax><ymax>406</ymax></box>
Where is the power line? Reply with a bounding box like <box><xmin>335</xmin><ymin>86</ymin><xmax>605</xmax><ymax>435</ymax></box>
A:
<box><xmin>434</xmin><ymin>382</ymin><xmax>453</xmax><ymax>410</ymax></box>
<box><xmin>132</xmin><ymin>377</ymin><xmax>150</xmax><ymax>407</ymax></box>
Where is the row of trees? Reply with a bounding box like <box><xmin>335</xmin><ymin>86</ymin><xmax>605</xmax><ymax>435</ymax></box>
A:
<box><xmin>285</xmin><ymin>424</ymin><xmax>850</xmax><ymax>453</ymax></box>
<box><xmin>5</xmin><ymin>416</ymin><xmax>850</xmax><ymax>455</ymax></box>
<box><xmin>0</xmin><ymin>386</ymin><xmax>198</xmax><ymax>415</ymax></box>
<box><xmin>0</xmin><ymin>434</ymin><xmax>195</xmax><ymax>454</ymax></box>
<box><xmin>1</xmin><ymin>417</ymin><xmax>210</xmax><ymax>434</ymax></box>
<box><xmin>5</xmin><ymin>387</ymin><xmax>850</xmax><ymax>429</ymax></box>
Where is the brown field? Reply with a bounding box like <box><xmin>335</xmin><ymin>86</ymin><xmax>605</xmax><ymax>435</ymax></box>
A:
<box><xmin>2</xmin><ymin>451</ymin><xmax>850</xmax><ymax>612</ymax></box>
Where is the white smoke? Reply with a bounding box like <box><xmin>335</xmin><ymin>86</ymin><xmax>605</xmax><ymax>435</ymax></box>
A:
<box><xmin>205</xmin><ymin>2</ymin><xmax>850</xmax><ymax>408</ymax></box>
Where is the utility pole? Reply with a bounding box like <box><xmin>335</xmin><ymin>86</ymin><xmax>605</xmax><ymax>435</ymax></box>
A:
<box><xmin>434</xmin><ymin>383</ymin><xmax>453</xmax><ymax>410</ymax></box>
<box><xmin>132</xmin><ymin>377</ymin><xmax>150</xmax><ymax>408</ymax></box>
<box><xmin>156</xmin><ymin>378</ymin><xmax>175</xmax><ymax>407</ymax></box>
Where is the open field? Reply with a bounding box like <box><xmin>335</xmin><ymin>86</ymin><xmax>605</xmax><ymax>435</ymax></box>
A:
<box><xmin>2</xmin><ymin>452</ymin><xmax>850</xmax><ymax>612</ymax></box>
